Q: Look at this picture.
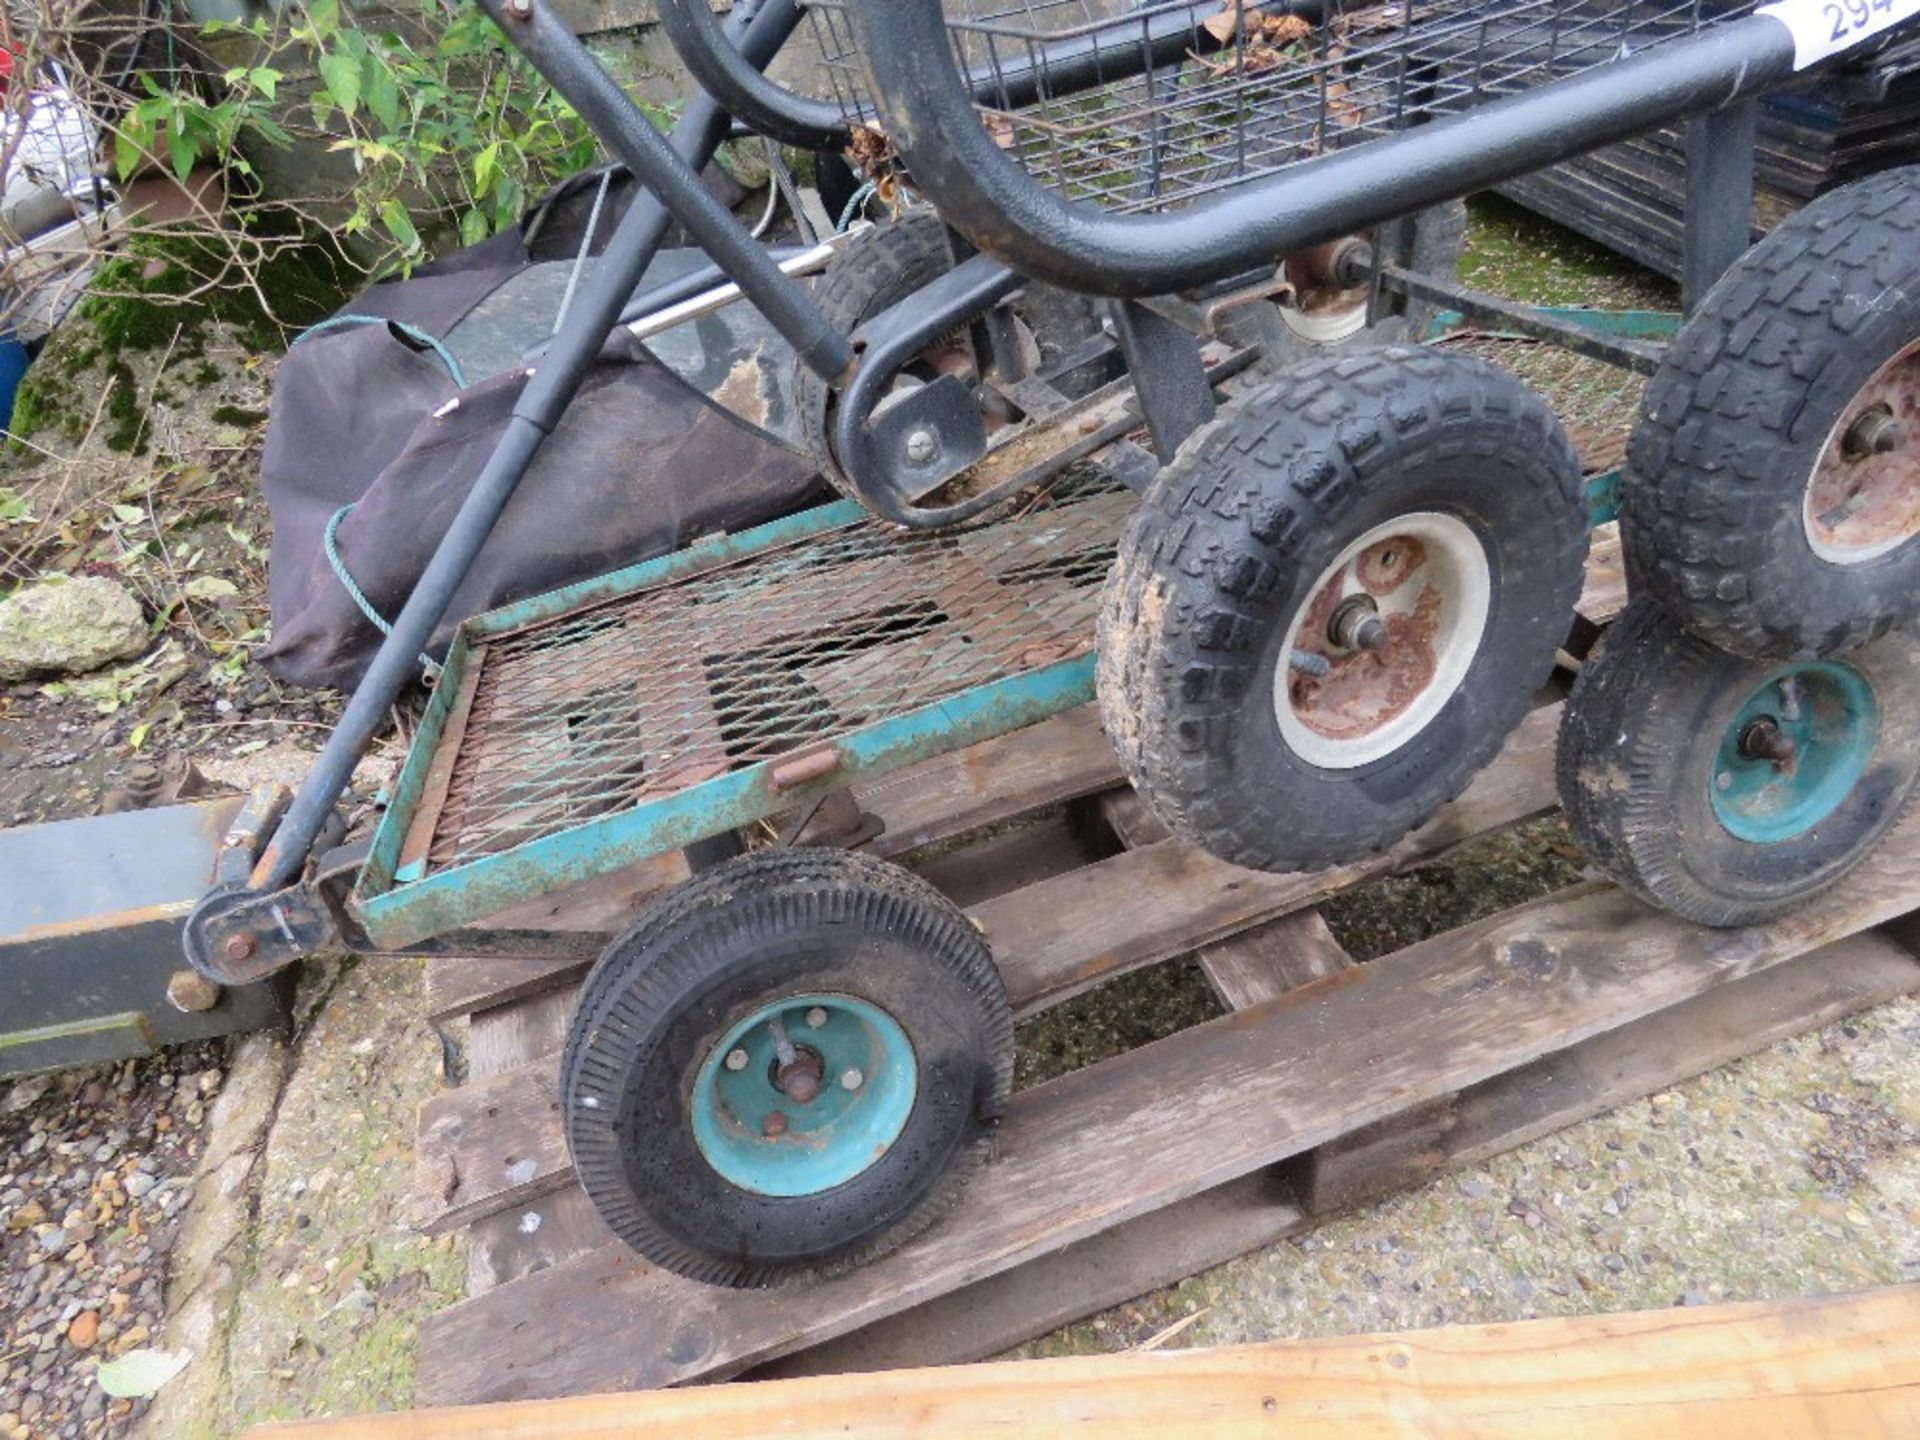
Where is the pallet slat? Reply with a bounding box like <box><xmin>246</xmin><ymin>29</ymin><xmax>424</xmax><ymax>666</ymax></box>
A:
<box><xmin>414</xmin><ymin>801</ymin><xmax>1920</xmax><ymax>1405</ymax></box>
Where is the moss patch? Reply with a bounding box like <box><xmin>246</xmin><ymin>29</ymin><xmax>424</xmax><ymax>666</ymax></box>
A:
<box><xmin>8</xmin><ymin>230</ymin><xmax>344</xmax><ymax>451</ymax></box>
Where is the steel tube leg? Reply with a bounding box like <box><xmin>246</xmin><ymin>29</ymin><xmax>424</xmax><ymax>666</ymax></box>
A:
<box><xmin>1682</xmin><ymin>99</ymin><xmax>1758</xmax><ymax>314</ymax></box>
<box><xmin>246</xmin><ymin>1</ymin><xmax>794</xmax><ymax>898</ymax></box>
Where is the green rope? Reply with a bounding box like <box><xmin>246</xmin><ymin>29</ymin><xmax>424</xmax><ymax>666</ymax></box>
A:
<box><xmin>295</xmin><ymin>314</ymin><xmax>469</xmax><ymax>390</ymax></box>
<box><xmin>323</xmin><ymin>503</ymin><xmax>436</xmax><ymax>672</ymax></box>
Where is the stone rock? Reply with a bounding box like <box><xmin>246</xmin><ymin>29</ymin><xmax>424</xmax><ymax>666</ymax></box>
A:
<box><xmin>0</xmin><ymin>576</ymin><xmax>149</xmax><ymax>683</ymax></box>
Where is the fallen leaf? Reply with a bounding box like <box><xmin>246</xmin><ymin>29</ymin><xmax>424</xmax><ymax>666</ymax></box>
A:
<box><xmin>96</xmin><ymin>1348</ymin><xmax>190</xmax><ymax>1399</ymax></box>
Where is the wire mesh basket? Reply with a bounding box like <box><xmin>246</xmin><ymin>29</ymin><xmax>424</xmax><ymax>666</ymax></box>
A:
<box><xmin>805</xmin><ymin>0</ymin><xmax>1727</xmax><ymax>213</ymax></box>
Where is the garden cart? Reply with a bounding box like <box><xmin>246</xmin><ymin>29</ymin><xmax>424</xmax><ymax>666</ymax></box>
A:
<box><xmin>181</xmin><ymin>0</ymin><xmax>1920</xmax><ymax>1289</ymax></box>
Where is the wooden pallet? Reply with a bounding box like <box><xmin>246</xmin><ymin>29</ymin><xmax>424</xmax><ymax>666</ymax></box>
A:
<box><xmin>406</xmin><ymin>538</ymin><xmax>1920</xmax><ymax>1406</ymax></box>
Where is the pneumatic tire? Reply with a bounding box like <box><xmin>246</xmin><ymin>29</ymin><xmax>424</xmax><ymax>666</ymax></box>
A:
<box><xmin>1097</xmin><ymin>347</ymin><xmax>1588</xmax><ymax>872</ymax></box>
<box><xmin>562</xmin><ymin>848</ymin><xmax>1012</xmax><ymax>1288</ymax></box>
<box><xmin>1620</xmin><ymin>167</ymin><xmax>1920</xmax><ymax>659</ymax></box>
<box><xmin>1557</xmin><ymin>598</ymin><xmax>1920</xmax><ymax>927</ymax></box>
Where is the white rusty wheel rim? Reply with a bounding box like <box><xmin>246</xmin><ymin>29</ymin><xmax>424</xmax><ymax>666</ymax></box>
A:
<box><xmin>1273</xmin><ymin>512</ymin><xmax>1492</xmax><ymax>771</ymax></box>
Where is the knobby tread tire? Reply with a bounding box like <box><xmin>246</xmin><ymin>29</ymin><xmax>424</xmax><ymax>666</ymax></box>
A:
<box><xmin>561</xmin><ymin>847</ymin><xmax>1012</xmax><ymax>1289</ymax></box>
<box><xmin>1097</xmin><ymin>346</ymin><xmax>1588</xmax><ymax>872</ymax></box>
<box><xmin>1621</xmin><ymin>165</ymin><xmax>1920</xmax><ymax>658</ymax></box>
<box><xmin>1557</xmin><ymin>597</ymin><xmax>1920</xmax><ymax>927</ymax></box>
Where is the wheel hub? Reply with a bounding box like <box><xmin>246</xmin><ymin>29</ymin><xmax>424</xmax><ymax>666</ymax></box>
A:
<box><xmin>1276</xmin><ymin>232</ymin><xmax>1376</xmax><ymax>343</ymax></box>
<box><xmin>1711</xmin><ymin>663</ymin><xmax>1878</xmax><ymax>844</ymax></box>
<box><xmin>1803</xmin><ymin>338</ymin><xmax>1920</xmax><ymax>565</ymax></box>
<box><xmin>691</xmin><ymin>994</ymin><xmax>917</xmax><ymax>1198</ymax></box>
<box><xmin>1274</xmin><ymin>512</ymin><xmax>1493</xmax><ymax>770</ymax></box>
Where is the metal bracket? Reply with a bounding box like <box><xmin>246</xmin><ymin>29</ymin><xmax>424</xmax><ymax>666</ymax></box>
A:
<box><xmin>1380</xmin><ymin>267</ymin><xmax>1668</xmax><ymax>375</ymax></box>
<box><xmin>1099</xmin><ymin>299</ymin><xmax>1216</xmax><ymax>462</ymax></box>
<box><xmin>1682</xmin><ymin>100</ymin><xmax>1759</xmax><ymax>314</ymax></box>
<box><xmin>865</xmin><ymin>376</ymin><xmax>991</xmax><ymax>503</ymax></box>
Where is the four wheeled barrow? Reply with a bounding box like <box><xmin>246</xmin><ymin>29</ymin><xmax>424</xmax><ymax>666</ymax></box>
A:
<box><xmin>181</xmin><ymin>0</ymin><xmax>1920</xmax><ymax>1288</ymax></box>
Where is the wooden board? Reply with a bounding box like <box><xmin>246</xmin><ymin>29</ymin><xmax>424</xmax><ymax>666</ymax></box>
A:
<box><xmin>253</xmin><ymin>1285</ymin><xmax>1920</xmax><ymax>1438</ymax></box>
<box><xmin>412</xmin><ymin>799</ymin><xmax>1920</xmax><ymax>1404</ymax></box>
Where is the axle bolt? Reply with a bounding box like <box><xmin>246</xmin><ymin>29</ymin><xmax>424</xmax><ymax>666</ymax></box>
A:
<box><xmin>1329</xmin><ymin>595</ymin><xmax>1387</xmax><ymax>653</ymax></box>
<box><xmin>1715</xmin><ymin>771</ymin><xmax>1733</xmax><ymax>792</ymax></box>
<box><xmin>905</xmin><ymin>429</ymin><xmax>939</xmax><ymax>465</ymax></box>
<box><xmin>1843</xmin><ymin>406</ymin><xmax>1902</xmax><ymax>459</ymax></box>
<box><xmin>762</xmin><ymin>1111</ymin><xmax>788</xmax><ymax>1138</ymax></box>
<box><xmin>167</xmin><ymin>969</ymin><xmax>221</xmax><ymax>1014</ymax></box>
<box><xmin>805</xmin><ymin>1007</ymin><xmax>828</xmax><ymax>1030</ymax></box>
<box><xmin>840</xmin><ymin>1068</ymin><xmax>865</xmax><ymax>1092</ymax></box>
<box><xmin>1738</xmin><ymin>715</ymin><xmax>1799</xmax><ymax>773</ymax></box>
<box><xmin>1329</xmin><ymin>237</ymin><xmax>1377</xmax><ymax>289</ymax></box>
<box><xmin>223</xmin><ymin>933</ymin><xmax>256</xmax><ymax>963</ymax></box>
<box><xmin>724</xmin><ymin>1048</ymin><xmax>750</xmax><ymax>1072</ymax></box>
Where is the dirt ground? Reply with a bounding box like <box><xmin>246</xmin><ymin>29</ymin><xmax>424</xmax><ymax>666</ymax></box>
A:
<box><xmin>0</xmin><ymin>197</ymin><xmax>1913</xmax><ymax>1438</ymax></box>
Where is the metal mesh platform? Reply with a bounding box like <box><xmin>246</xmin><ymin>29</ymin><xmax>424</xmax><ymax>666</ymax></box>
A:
<box><xmin>805</xmin><ymin>0</ymin><xmax>1723</xmax><ymax>213</ymax></box>
<box><xmin>414</xmin><ymin>478</ymin><xmax>1130</xmax><ymax>875</ymax></box>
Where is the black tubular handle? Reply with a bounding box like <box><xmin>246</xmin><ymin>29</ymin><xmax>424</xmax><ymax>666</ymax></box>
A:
<box><xmin>845</xmin><ymin>3</ymin><xmax>1824</xmax><ymax>298</ymax></box>
<box><xmin>656</xmin><ymin>0</ymin><xmax>850</xmax><ymax>151</ymax></box>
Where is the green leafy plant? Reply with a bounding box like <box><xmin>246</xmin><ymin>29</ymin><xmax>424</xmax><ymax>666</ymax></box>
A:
<box><xmin>113</xmin><ymin>0</ymin><xmax>645</xmax><ymax>272</ymax></box>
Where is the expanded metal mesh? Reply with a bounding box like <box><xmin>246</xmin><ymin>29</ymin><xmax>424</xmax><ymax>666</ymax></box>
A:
<box><xmin>805</xmin><ymin>0</ymin><xmax>1720</xmax><ymax>212</ymax></box>
<box><xmin>421</xmin><ymin>478</ymin><xmax>1131</xmax><ymax>873</ymax></box>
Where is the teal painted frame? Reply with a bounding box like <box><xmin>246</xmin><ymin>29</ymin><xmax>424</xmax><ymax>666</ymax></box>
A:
<box><xmin>352</xmin><ymin>308</ymin><xmax>1681</xmax><ymax>948</ymax></box>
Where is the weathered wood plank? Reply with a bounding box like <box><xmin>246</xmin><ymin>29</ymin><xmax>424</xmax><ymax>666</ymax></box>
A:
<box><xmin>1091</xmin><ymin>789</ymin><xmax>1355</xmax><ymax>1008</ymax></box>
<box><xmin>1294</xmin><ymin>927</ymin><xmax>1920</xmax><ymax>1215</ymax></box>
<box><xmin>275</xmin><ymin>1287</ymin><xmax>1920</xmax><ymax>1438</ymax></box>
<box><xmin>415</xmin><ymin>802</ymin><xmax>1920</xmax><ymax>1404</ymax></box>
<box><xmin>412</xmin><ymin>704</ymin><xmax>1557</xmax><ymax>1237</ymax></box>
<box><xmin>861</xmin><ymin>704</ymin><xmax>1118</xmax><ymax>860</ymax></box>
<box><xmin>1200</xmin><ymin>911</ymin><xmax>1354</xmax><ymax>1010</ymax></box>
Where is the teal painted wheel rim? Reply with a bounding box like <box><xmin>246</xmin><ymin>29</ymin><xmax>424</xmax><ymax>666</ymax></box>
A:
<box><xmin>1710</xmin><ymin>662</ymin><xmax>1879</xmax><ymax>844</ymax></box>
<box><xmin>690</xmin><ymin>994</ymin><xmax>917</xmax><ymax>1197</ymax></box>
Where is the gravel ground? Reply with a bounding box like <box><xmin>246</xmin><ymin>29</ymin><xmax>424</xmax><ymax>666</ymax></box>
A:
<box><xmin>0</xmin><ymin>1049</ymin><xmax>225</xmax><ymax>1439</ymax></box>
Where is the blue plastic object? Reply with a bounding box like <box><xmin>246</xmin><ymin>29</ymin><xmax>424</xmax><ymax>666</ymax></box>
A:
<box><xmin>0</xmin><ymin>333</ymin><xmax>31</xmax><ymax>432</ymax></box>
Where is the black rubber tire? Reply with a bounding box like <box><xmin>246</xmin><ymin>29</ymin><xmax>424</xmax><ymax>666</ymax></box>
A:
<box><xmin>1557</xmin><ymin>598</ymin><xmax>1920</xmax><ymax>927</ymax></box>
<box><xmin>1620</xmin><ymin>166</ymin><xmax>1920</xmax><ymax>659</ymax></box>
<box><xmin>561</xmin><ymin>848</ymin><xmax>1012</xmax><ymax>1288</ymax></box>
<box><xmin>1096</xmin><ymin>346</ymin><xmax>1588</xmax><ymax>872</ymax></box>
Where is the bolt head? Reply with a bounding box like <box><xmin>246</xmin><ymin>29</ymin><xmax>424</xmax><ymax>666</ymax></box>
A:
<box><xmin>905</xmin><ymin>429</ymin><xmax>939</xmax><ymax>464</ymax></box>
<box><xmin>762</xmin><ymin>1111</ymin><xmax>788</xmax><ymax>1137</ymax></box>
<box><xmin>1716</xmin><ymin>771</ymin><xmax>1734</xmax><ymax>791</ymax></box>
<box><xmin>805</xmin><ymin>1007</ymin><xmax>828</xmax><ymax>1030</ymax></box>
<box><xmin>223</xmin><ymin>933</ymin><xmax>256</xmax><ymax>963</ymax></box>
<box><xmin>166</xmin><ymin>970</ymin><xmax>221</xmax><ymax>1014</ymax></box>
<box><xmin>840</xmin><ymin>1068</ymin><xmax>865</xmax><ymax>1092</ymax></box>
<box><xmin>724</xmin><ymin>1048</ymin><xmax>750</xmax><ymax>1072</ymax></box>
